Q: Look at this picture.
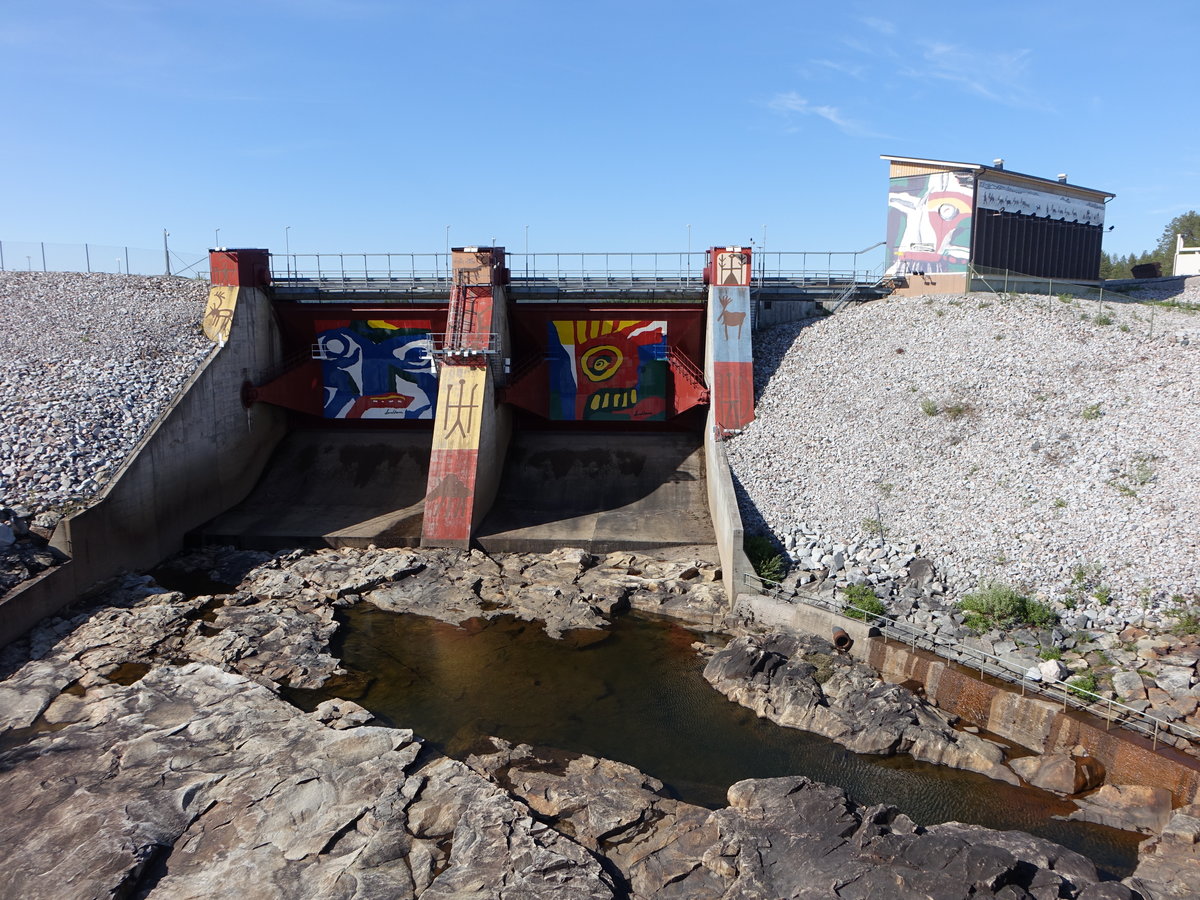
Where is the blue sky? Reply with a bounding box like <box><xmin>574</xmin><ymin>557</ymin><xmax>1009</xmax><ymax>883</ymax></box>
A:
<box><xmin>3</xmin><ymin>0</ymin><xmax>1197</xmax><ymax>264</ymax></box>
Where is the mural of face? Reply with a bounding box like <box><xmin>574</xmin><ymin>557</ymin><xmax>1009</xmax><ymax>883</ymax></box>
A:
<box><xmin>886</xmin><ymin>171</ymin><xmax>974</xmax><ymax>274</ymax></box>
<box><xmin>316</xmin><ymin>319</ymin><xmax>438</xmax><ymax>419</ymax></box>
<box><xmin>548</xmin><ymin>319</ymin><xmax>668</xmax><ymax>421</ymax></box>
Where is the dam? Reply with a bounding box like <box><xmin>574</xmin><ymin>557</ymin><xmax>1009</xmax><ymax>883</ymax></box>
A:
<box><xmin>4</xmin><ymin>244</ymin><xmax>1200</xmax><ymax>892</ymax></box>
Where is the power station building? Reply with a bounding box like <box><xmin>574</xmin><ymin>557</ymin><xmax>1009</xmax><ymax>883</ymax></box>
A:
<box><xmin>881</xmin><ymin>155</ymin><xmax>1114</xmax><ymax>295</ymax></box>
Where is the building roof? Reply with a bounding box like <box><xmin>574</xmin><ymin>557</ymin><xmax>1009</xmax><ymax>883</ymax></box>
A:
<box><xmin>880</xmin><ymin>155</ymin><xmax>1115</xmax><ymax>201</ymax></box>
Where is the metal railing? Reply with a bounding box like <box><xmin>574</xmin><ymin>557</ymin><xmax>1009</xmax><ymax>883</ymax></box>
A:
<box><xmin>754</xmin><ymin>242</ymin><xmax>888</xmax><ymax>288</ymax></box>
<box><xmin>271</xmin><ymin>252</ymin><xmax>453</xmax><ymax>291</ymax></box>
<box><xmin>507</xmin><ymin>251</ymin><xmax>706</xmax><ymax>291</ymax></box>
<box><xmin>742</xmin><ymin>571</ymin><xmax>1200</xmax><ymax>753</ymax></box>
<box><xmin>267</xmin><ymin>246</ymin><xmax>898</xmax><ymax>300</ymax></box>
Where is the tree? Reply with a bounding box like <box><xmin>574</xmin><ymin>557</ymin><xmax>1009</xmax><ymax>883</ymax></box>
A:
<box><xmin>1155</xmin><ymin>210</ymin><xmax>1200</xmax><ymax>270</ymax></box>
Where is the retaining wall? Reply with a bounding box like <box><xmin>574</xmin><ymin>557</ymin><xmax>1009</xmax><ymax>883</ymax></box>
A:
<box><xmin>703</xmin><ymin>410</ymin><xmax>752</xmax><ymax>608</ymax></box>
<box><xmin>867</xmin><ymin>637</ymin><xmax>1200</xmax><ymax>805</ymax></box>
<box><xmin>752</xmin><ymin>298</ymin><xmax>818</xmax><ymax>330</ymax></box>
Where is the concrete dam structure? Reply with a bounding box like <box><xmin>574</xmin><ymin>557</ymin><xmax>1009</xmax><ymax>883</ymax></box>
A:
<box><xmin>4</xmin><ymin>243</ymin><xmax>802</xmax><ymax>647</ymax></box>
<box><xmin>199</xmin><ymin>245</ymin><xmax>758</xmax><ymax>563</ymax></box>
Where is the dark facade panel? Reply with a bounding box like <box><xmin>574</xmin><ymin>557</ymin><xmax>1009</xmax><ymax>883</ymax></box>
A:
<box><xmin>972</xmin><ymin>212</ymin><xmax>1102</xmax><ymax>281</ymax></box>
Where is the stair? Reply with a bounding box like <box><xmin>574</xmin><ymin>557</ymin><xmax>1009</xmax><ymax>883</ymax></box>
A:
<box><xmin>668</xmin><ymin>347</ymin><xmax>709</xmax><ymax>414</ymax></box>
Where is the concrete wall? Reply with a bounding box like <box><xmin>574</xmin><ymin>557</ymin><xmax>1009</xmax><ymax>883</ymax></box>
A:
<box><xmin>866</xmin><ymin>639</ymin><xmax>1200</xmax><ymax>805</ymax></box>
<box><xmin>0</xmin><ymin>286</ymin><xmax>286</xmax><ymax>647</ymax></box>
<box><xmin>752</xmin><ymin>299</ymin><xmax>817</xmax><ymax>330</ymax></box>
<box><xmin>704</xmin><ymin>408</ymin><xmax>752</xmax><ymax>607</ymax></box>
<box><xmin>471</xmin><ymin>284</ymin><xmax>513</xmax><ymax>526</ymax></box>
<box><xmin>889</xmin><ymin>273</ymin><xmax>969</xmax><ymax>297</ymax></box>
<box><xmin>968</xmin><ymin>273</ymin><xmax>1099</xmax><ymax>295</ymax></box>
<box><xmin>734</xmin><ymin>590</ymin><xmax>875</xmax><ymax>651</ymax></box>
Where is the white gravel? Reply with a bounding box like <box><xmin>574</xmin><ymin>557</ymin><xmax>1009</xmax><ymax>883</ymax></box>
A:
<box><xmin>728</xmin><ymin>284</ymin><xmax>1200</xmax><ymax>613</ymax></box>
<box><xmin>0</xmin><ymin>271</ymin><xmax>211</xmax><ymax>515</ymax></box>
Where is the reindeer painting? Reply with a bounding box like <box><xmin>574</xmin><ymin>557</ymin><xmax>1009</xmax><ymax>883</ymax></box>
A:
<box><xmin>717</xmin><ymin>292</ymin><xmax>746</xmax><ymax>341</ymax></box>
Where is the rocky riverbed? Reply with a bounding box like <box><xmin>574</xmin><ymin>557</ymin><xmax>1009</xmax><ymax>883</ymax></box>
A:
<box><xmin>4</xmin><ymin>544</ymin><xmax>1191</xmax><ymax>899</ymax></box>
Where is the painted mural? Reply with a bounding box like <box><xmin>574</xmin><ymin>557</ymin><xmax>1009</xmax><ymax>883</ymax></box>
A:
<box><xmin>708</xmin><ymin>285</ymin><xmax>754</xmax><ymax>431</ymax></box>
<box><xmin>547</xmin><ymin>319</ymin><xmax>668</xmax><ymax>421</ymax></box>
<box><xmin>202</xmin><ymin>285</ymin><xmax>238</xmax><ymax>344</ymax></box>
<box><xmin>886</xmin><ymin>171</ymin><xmax>974</xmax><ymax>274</ymax></box>
<box><xmin>977</xmin><ymin>179</ymin><xmax>1105</xmax><ymax>226</ymax></box>
<box><xmin>315</xmin><ymin>318</ymin><xmax>438</xmax><ymax>419</ymax></box>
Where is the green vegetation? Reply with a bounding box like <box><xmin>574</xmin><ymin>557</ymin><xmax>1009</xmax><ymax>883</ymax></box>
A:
<box><xmin>1052</xmin><ymin>498</ymin><xmax>1067</xmax><ymax>509</ymax></box>
<box><xmin>1168</xmin><ymin>600</ymin><xmax>1200</xmax><ymax>636</ymax></box>
<box><xmin>1108</xmin><ymin>479</ymin><xmax>1138</xmax><ymax>499</ymax></box>
<box><xmin>920</xmin><ymin>398</ymin><xmax>940</xmax><ymax>416</ymax></box>
<box><xmin>803</xmin><ymin>651</ymin><xmax>837</xmax><ymax>684</ymax></box>
<box><xmin>1094</xmin><ymin>313</ymin><xmax>1113</xmax><ymax>326</ymax></box>
<box><xmin>1057</xmin><ymin>293</ymin><xmax>1074</xmax><ymax>303</ymax></box>
<box><xmin>1101</xmin><ymin>210</ymin><xmax>1200</xmax><ymax>279</ymax></box>
<box><xmin>942</xmin><ymin>401</ymin><xmax>973</xmax><ymax>420</ymax></box>
<box><xmin>957</xmin><ymin>581</ymin><xmax>1059</xmax><ymax>633</ymax></box>
<box><xmin>1039</xmin><ymin>647</ymin><xmax>1062</xmax><ymax>661</ymax></box>
<box><xmin>1080</xmin><ymin>403</ymin><xmax>1103</xmax><ymax>421</ymax></box>
<box><xmin>1130</xmin><ymin>454</ymin><xmax>1157</xmax><ymax>486</ymax></box>
<box><xmin>744</xmin><ymin>535</ymin><xmax>785</xmax><ymax>583</ymax></box>
<box><xmin>842</xmin><ymin>584</ymin><xmax>886</xmax><ymax>620</ymax></box>
<box><xmin>1067</xmin><ymin>672</ymin><xmax>1099</xmax><ymax>699</ymax></box>
<box><xmin>861</xmin><ymin>517</ymin><xmax>883</xmax><ymax>537</ymax></box>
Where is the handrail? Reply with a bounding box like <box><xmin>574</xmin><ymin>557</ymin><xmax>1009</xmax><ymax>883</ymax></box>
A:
<box><xmin>742</xmin><ymin>571</ymin><xmax>1200</xmax><ymax>753</ymax></box>
<box><xmin>667</xmin><ymin>346</ymin><xmax>707</xmax><ymax>391</ymax></box>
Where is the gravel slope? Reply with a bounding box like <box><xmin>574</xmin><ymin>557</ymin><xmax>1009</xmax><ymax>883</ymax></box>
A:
<box><xmin>728</xmin><ymin>287</ymin><xmax>1200</xmax><ymax>611</ymax></box>
<box><xmin>0</xmin><ymin>271</ymin><xmax>210</xmax><ymax>515</ymax></box>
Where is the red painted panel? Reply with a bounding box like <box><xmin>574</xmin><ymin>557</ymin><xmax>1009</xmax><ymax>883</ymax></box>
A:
<box><xmin>422</xmin><ymin>448</ymin><xmax>478</xmax><ymax>544</ymax></box>
<box><xmin>704</xmin><ymin>247</ymin><xmax>752</xmax><ymax>287</ymax></box>
<box><xmin>209</xmin><ymin>249</ymin><xmax>270</xmax><ymax>287</ymax></box>
<box><xmin>713</xmin><ymin>361</ymin><xmax>755</xmax><ymax>431</ymax></box>
<box><xmin>250</xmin><ymin>360</ymin><xmax>325</xmax><ymax>417</ymax></box>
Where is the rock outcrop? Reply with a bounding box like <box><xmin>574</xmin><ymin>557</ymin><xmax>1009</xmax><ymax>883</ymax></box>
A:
<box><xmin>6</xmin><ymin>547</ymin><xmax>1196</xmax><ymax>898</ymax></box>
<box><xmin>175</xmin><ymin>543</ymin><xmax>726</xmax><ymax>639</ymax></box>
<box><xmin>704</xmin><ymin>631</ymin><xmax>1021</xmax><ymax>785</ymax></box>
<box><xmin>0</xmin><ymin>669</ymin><xmax>1140</xmax><ymax>900</ymax></box>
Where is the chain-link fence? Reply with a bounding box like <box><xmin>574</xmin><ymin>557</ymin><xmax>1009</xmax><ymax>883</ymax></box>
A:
<box><xmin>0</xmin><ymin>239</ymin><xmax>210</xmax><ymax>280</ymax></box>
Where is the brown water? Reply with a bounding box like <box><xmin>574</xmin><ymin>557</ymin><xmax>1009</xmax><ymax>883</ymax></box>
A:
<box><xmin>289</xmin><ymin>605</ymin><xmax>1144</xmax><ymax>877</ymax></box>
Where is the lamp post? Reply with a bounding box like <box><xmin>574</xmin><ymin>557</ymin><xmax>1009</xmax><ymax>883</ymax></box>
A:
<box><xmin>285</xmin><ymin>226</ymin><xmax>291</xmax><ymax>279</ymax></box>
<box><xmin>687</xmin><ymin>224</ymin><xmax>692</xmax><ymax>284</ymax></box>
<box><xmin>215</xmin><ymin>227</ymin><xmax>220</xmax><ymax>249</ymax></box>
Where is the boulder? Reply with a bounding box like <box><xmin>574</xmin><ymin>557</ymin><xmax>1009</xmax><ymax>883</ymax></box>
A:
<box><xmin>1113</xmin><ymin>670</ymin><xmax>1150</xmax><ymax>702</ymax></box>
<box><xmin>1010</xmin><ymin>753</ymin><xmax>1105</xmax><ymax>796</ymax></box>
<box><xmin>1070</xmin><ymin>783</ymin><xmax>1175</xmax><ymax>834</ymax></box>
<box><xmin>1039</xmin><ymin>659</ymin><xmax>1071</xmax><ymax>682</ymax></box>
<box><xmin>1155</xmin><ymin>666</ymin><xmax>1196</xmax><ymax>697</ymax></box>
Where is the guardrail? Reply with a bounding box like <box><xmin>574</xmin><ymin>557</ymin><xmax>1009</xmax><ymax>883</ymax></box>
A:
<box><xmin>754</xmin><ymin>242</ymin><xmax>887</xmax><ymax>287</ymax></box>
<box><xmin>508</xmin><ymin>252</ymin><xmax>705</xmax><ymax>289</ymax></box>
<box><xmin>271</xmin><ymin>253</ymin><xmax>453</xmax><ymax>289</ymax></box>
<box><xmin>742</xmin><ymin>571</ymin><xmax>1200</xmax><ymax>753</ymax></box>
